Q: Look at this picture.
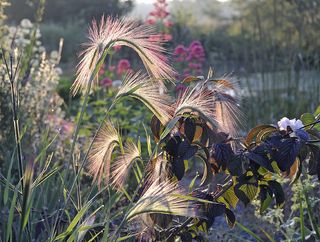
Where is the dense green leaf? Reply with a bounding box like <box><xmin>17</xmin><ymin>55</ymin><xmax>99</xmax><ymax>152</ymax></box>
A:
<box><xmin>222</xmin><ymin>186</ymin><xmax>239</xmax><ymax>209</ymax></box>
<box><xmin>159</xmin><ymin>116</ymin><xmax>181</xmax><ymax>141</ymax></box>
<box><xmin>225</xmin><ymin>208</ymin><xmax>236</xmax><ymax>228</ymax></box>
<box><xmin>301</xmin><ymin>113</ymin><xmax>315</xmax><ymax>127</ymax></box>
<box><xmin>259</xmin><ymin>185</ymin><xmax>273</xmax><ymax>213</ymax></box>
<box><xmin>314</xmin><ymin>106</ymin><xmax>320</xmax><ymax>117</ymax></box>
<box><xmin>268</xmin><ymin>180</ymin><xmax>285</xmax><ymax>207</ymax></box>
<box><xmin>235</xmin><ymin>175</ymin><xmax>258</xmax><ymax>206</ymax></box>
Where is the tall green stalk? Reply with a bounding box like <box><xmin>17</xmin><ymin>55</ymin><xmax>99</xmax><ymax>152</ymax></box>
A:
<box><xmin>2</xmin><ymin>49</ymin><xmax>24</xmax><ymax>190</ymax></box>
<box><xmin>50</xmin><ymin>46</ymin><xmax>111</xmax><ymax>238</ymax></box>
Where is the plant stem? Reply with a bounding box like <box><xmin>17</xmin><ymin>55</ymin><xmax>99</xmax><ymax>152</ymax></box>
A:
<box><xmin>50</xmin><ymin>45</ymin><xmax>114</xmax><ymax>238</ymax></box>
<box><xmin>10</xmin><ymin>81</ymin><xmax>24</xmax><ymax>188</ymax></box>
<box><xmin>299</xmin><ymin>191</ymin><xmax>305</xmax><ymax>242</ymax></box>
<box><xmin>300</xmin><ymin>120</ymin><xmax>320</xmax><ymax>130</ymax></box>
<box><xmin>109</xmin><ymin>172</ymin><xmax>148</xmax><ymax>241</ymax></box>
<box><xmin>2</xmin><ymin>49</ymin><xmax>24</xmax><ymax>189</ymax></box>
<box><xmin>303</xmin><ymin>188</ymin><xmax>320</xmax><ymax>239</ymax></box>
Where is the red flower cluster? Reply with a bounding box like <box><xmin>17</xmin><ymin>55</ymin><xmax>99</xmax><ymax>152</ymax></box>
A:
<box><xmin>100</xmin><ymin>77</ymin><xmax>112</xmax><ymax>87</ymax></box>
<box><xmin>173</xmin><ymin>41</ymin><xmax>206</xmax><ymax>78</ymax></box>
<box><xmin>98</xmin><ymin>58</ymin><xmax>133</xmax><ymax>88</ymax></box>
<box><xmin>147</xmin><ymin>0</ymin><xmax>173</xmax><ymax>42</ymax></box>
<box><xmin>117</xmin><ymin>59</ymin><xmax>132</xmax><ymax>76</ymax></box>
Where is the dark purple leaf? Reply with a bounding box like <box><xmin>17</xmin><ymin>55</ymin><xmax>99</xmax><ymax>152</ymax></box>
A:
<box><xmin>211</xmin><ymin>143</ymin><xmax>234</xmax><ymax>170</ymax></box>
<box><xmin>184</xmin><ymin>117</ymin><xmax>196</xmax><ymax>142</ymax></box>
<box><xmin>172</xmin><ymin>157</ymin><xmax>185</xmax><ymax>180</ymax></box>
<box><xmin>164</xmin><ymin>135</ymin><xmax>182</xmax><ymax>157</ymax></box>
<box><xmin>245</xmin><ymin>144</ymin><xmax>274</xmax><ymax>172</ymax></box>
<box><xmin>267</xmin><ymin>135</ymin><xmax>302</xmax><ymax>172</ymax></box>
<box><xmin>295</xmin><ymin>129</ymin><xmax>309</xmax><ymax>142</ymax></box>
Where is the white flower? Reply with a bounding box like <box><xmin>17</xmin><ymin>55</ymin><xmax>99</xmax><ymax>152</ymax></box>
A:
<box><xmin>50</xmin><ymin>51</ymin><xmax>59</xmax><ymax>60</ymax></box>
<box><xmin>20</xmin><ymin>19</ymin><xmax>33</xmax><ymax>29</ymax></box>
<box><xmin>278</xmin><ymin>117</ymin><xmax>303</xmax><ymax>131</ymax></box>
<box><xmin>112</xmin><ymin>80</ymin><xmax>122</xmax><ymax>88</ymax></box>
<box><xmin>55</xmin><ymin>67</ymin><xmax>63</xmax><ymax>75</ymax></box>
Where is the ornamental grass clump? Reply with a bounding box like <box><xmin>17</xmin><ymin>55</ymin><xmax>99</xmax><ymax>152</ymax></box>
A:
<box><xmin>75</xmin><ymin>16</ymin><xmax>320</xmax><ymax>241</ymax></box>
<box><xmin>1</xmin><ymin>14</ymin><xmax>320</xmax><ymax>242</ymax></box>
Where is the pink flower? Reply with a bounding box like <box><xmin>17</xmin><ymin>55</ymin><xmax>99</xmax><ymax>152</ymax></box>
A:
<box><xmin>100</xmin><ymin>77</ymin><xmax>113</xmax><ymax>87</ymax></box>
<box><xmin>163</xmin><ymin>34</ymin><xmax>172</xmax><ymax>41</ymax></box>
<box><xmin>117</xmin><ymin>59</ymin><xmax>131</xmax><ymax>76</ymax></box>
<box><xmin>188</xmin><ymin>41</ymin><xmax>202</xmax><ymax>50</ymax></box>
<box><xmin>113</xmin><ymin>45</ymin><xmax>122</xmax><ymax>51</ymax></box>
<box><xmin>187</xmin><ymin>43</ymin><xmax>205</xmax><ymax>62</ymax></box>
<box><xmin>183</xmin><ymin>68</ymin><xmax>190</xmax><ymax>75</ymax></box>
<box><xmin>174</xmin><ymin>45</ymin><xmax>187</xmax><ymax>56</ymax></box>
<box><xmin>188</xmin><ymin>63</ymin><xmax>202</xmax><ymax>69</ymax></box>
<box><xmin>157</xmin><ymin>0</ymin><xmax>166</xmax><ymax>3</ymax></box>
<box><xmin>99</xmin><ymin>64</ymin><xmax>106</xmax><ymax>76</ymax></box>
<box><xmin>146</xmin><ymin>18</ymin><xmax>156</xmax><ymax>25</ymax></box>
<box><xmin>149</xmin><ymin>11</ymin><xmax>159</xmax><ymax>17</ymax></box>
<box><xmin>108</xmin><ymin>65</ymin><xmax>115</xmax><ymax>72</ymax></box>
<box><xmin>175</xmin><ymin>83</ymin><xmax>187</xmax><ymax>93</ymax></box>
<box><xmin>164</xmin><ymin>21</ymin><xmax>174</xmax><ymax>28</ymax></box>
<box><xmin>149</xmin><ymin>34</ymin><xmax>163</xmax><ymax>42</ymax></box>
<box><xmin>159</xmin><ymin>10</ymin><xmax>169</xmax><ymax>19</ymax></box>
<box><xmin>61</xmin><ymin>120</ymin><xmax>74</xmax><ymax>136</ymax></box>
<box><xmin>175</xmin><ymin>56</ymin><xmax>184</xmax><ymax>62</ymax></box>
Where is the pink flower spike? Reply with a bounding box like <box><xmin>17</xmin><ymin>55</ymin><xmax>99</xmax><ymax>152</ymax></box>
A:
<box><xmin>163</xmin><ymin>34</ymin><xmax>172</xmax><ymax>42</ymax></box>
<box><xmin>146</xmin><ymin>18</ymin><xmax>156</xmax><ymax>25</ymax></box>
<box><xmin>117</xmin><ymin>59</ymin><xmax>131</xmax><ymax>76</ymax></box>
<box><xmin>174</xmin><ymin>45</ymin><xmax>187</xmax><ymax>56</ymax></box>
<box><xmin>175</xmin><ymin>56</ymin><xmax>184</xmax><ymax>62</ymax></box>
<box><xmin>149</xmin><ymin>11</ymin><xmax>159</xmax><ymax>17</ymax></box>
<box><xmin>159</xmin><ymin>10</ymin><xmax>169</xmax><ymax>19</ymax></box>
<box><xmin>164</xmin><ymin>21</ymin><xmax>174</xmax><ymax>28</ymax></box>
<box><xmin>99</xmin><ymin>64</ymin><xmax>106</xmax><ymax>76</ymax></box>
<box><xmin>149</xmin><ymin>34</ymin><xmax>163</xmax><ymax>42</ymax></box>
<box><xmin>175</xmin><ymin>83</ymin><xmax>187</xmax><ymax>93</ymax></box>
<box><xmin>188</xmin><ymin>63</ymin><xmax>202</xmax><ymax>69</ymax></box>
<box><xmin>108</xmin><ymin>65</ymin><xmax>115</xmax><ymax>72</ymax></box>
<box><xmin>100</xmin><ymin>77</ymin><xmax>113</xmax><ymax>87</ymax></box>
<box><xmin>188</xmin><ymin>40</ymin><xmax>202</xmax><ymax>50</ymax></box>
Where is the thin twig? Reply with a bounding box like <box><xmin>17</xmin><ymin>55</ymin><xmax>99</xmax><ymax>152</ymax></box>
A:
<box><xmin>300</xmin><ymin>119</ymin><xmax>320</xmax><ymax>130</ymax></box>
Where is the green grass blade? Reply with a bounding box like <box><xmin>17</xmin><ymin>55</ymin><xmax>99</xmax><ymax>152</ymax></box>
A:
<box><xmin>6</xmin><ymin>186</ymin><xmax>18</xmax><ymax>242</ymax></box>
<box><xmin>4</xmin><ymin>149</ymin><xmax>16</xmax><ymax>205</ymax></box>
<box><xmin>260</xmin><ymin>228</ymin><xmax>276</xmax><ymax>242</ymax></box>
<box><xmin>116</xmin><ymin>234</ymin><xmax>137</xmax><ymax>241</ymax></box>
<box><xmin>300</xmin><ymin>192</ymin><xmax>305</xmax><ymax>242</ymax></box>
<box><xmin>19</xmin><ymin>161</ymin><xmax>34</xmax><ymax>239</ymax></box>
<box><xmin>236</xmin><ymin>222</ymin><xmax>264</xmax><ymax>242</ymax></box>
<box><xmin>189</xmin><ymin>172</ymin><xmax>199</xmax><ymax>192</ymax></box>
<box><xmin>55</xmin><ymin>188</ymin><xmax>106</xmax><ymax>240</ymax></box>
<box><xmin>32</xmin><ymin>166</ymin><xmax>61</xmax><ymax>188</ymax></box>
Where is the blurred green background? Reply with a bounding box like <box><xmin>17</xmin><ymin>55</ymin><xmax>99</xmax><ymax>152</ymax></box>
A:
<box><xmin>4</xmin><ymin>0</ymin><xmax>320</xmax><ymax>128</ymax></box>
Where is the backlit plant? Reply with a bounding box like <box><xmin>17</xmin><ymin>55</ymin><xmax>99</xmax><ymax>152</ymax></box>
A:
<box><xmin>70</xmin><ymin>17</ymin><xmax>320</xmax><ymax>241</ymax></box>
<box><xmin>1</xmin><ymin>15</ymin><xmax>320</xmax><ymax>242</ymax></box>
